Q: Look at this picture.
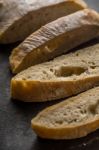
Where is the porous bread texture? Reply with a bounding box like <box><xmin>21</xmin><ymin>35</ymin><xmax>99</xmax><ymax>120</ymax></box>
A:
<box><xmin>14</xmin><ymin>43</ymin><xmax>99</xmax><ymax>80</ymax></box>
<box><xmin>31</xmin><ymin>87</ymin><xmax>99</xmax><ymax>139</ymax></box>
<box><xmin>11</xmin><ymin>43</ymin><xmax>99</xmax><ymax>102</ymax></box>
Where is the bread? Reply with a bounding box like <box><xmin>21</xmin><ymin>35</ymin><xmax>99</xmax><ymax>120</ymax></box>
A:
<box><xmin>11</xmin><ymin>43</ymin><xmax>99</xmax><ymax>102</ymax></box>
<box><xmin>31</xmin><ymin>87</ymin><xmax>99</xmax><ymax>139</ymax></box>
<box><xmin>0</xmin><ymin>0</ymin><xmax>87</xmax><ymax>44</ymax></box>
<box><xmin>10</xmin><ymin>9</ymin><xmax>99</xmax><ymax>73</ymax></box>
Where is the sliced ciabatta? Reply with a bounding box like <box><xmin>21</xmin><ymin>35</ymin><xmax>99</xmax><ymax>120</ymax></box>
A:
<box><xmin>31</xmin><ymin>87</ymin><xmax>99</xmax><ymax>139</ymax></box>
<box><xmin>0</xmin><ymin>0</ymin><xmax>87</xmax><ymax>44</ymax></box>
<box><xmin>11</xmin><ymin>43</ymin><xmax>99</xmax><ymax>102</ymax></box>
<box><xmin>9</xmin><ymin>9</ymin><xmax>99</xmax><ymax>74</ymax></box>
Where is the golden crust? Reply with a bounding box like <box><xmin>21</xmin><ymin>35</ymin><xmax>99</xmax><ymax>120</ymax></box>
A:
<box><xmin>31</xmin><ymin>87</ymin><xmax>99</xmax><ymax>139</ymax></box>
<box><xmin>31</xmin><ymin>117</ymin><xmax>99</xmax><ymax>139</ymax></box>
<box><xmin>11</xmin><ymin>8</ymin><xmax>99</xmax><ymax>74</ymax></box>
<box><xmin>11</xmin><ymin>75</ymin><xmax>99</xmax><ymax>102</ymax></box>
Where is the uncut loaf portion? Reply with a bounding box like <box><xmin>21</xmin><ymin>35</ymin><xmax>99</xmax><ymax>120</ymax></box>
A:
<box><xmin>31</xmin><ymin>87</ymin><xmax>99</xmax><ymax>139</ymax></box>
<box><xmin>0</xmin><ymin>0</ymin><xmax>87</xmax><ymax>44</ymax></box>
<box><xmin>10</xmin><ymin>9</ymin><xmax>99</xmax><ymax>74</ymax></box>
<box><xmin>11</xmin><ymin>43</ymin><xmax>99</xmax><ymax>102</ymax></box>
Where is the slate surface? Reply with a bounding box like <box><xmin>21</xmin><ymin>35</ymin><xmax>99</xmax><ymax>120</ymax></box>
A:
<box><xmin>0</xmin><ymin>0</ymin><xmax>99</xmax><ymax>150</ymax></box>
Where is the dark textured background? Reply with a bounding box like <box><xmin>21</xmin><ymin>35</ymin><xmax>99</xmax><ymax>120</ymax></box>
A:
<box><xmin>0</xmin><ymin>0</ymin><xmax>99</xmax><ymax>150</ymax></box>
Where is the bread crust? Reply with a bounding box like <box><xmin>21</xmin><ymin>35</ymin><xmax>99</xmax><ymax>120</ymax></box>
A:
<box><xmin>32</xmin><ymin>115</ymin><xmax>99</xmax><ymax>139</ymax></box>
<box><xmin>31</xmin><ymin>87</ymin><xmax>99</xmax><ymax>139</ymax></box>
<box><xmin>9</xmin><ymin>8</ymin><xmax>99</xmax><ymax>74</ymax></box>
<box><xmin>0</xmin><ymin>0</ymin><xmax>87</xmax><ymax>44</ymax></box>
<box><xmin>11</xmin><ymin>75</ymin><xmax>99</xmax><ymax>102</ymax></box>
<box><xmin>11</xmin><ymin>43</ymin><xmax>99</xmax><ymax>102</ymax></box>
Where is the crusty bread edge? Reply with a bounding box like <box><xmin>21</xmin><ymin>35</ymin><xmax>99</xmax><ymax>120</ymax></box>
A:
<box><xmin>0</xmin><ymin>0</ymin><xmax>87</xmax><ymax>44</ymax></box>
<box><xmin>70</xmin><ymin>0</ymin><xmax>87</xmax><ymax>8</ymax></box>
<box><xmin>11</xmin><ymin>75</ymin><xmax>99</xmax><ymax>102</ymax></box>
<box><xmin>31</xmin><ymin>116</ymin><xmax>99</xmax><ymax>139</ymax></box>
<box><xmin>9</xmin><ymin>0</ymin><xmax>88</xmax><ymax>73</ymax></box>
<box><xmin>31</xmin><ymin>87</ymin><xmax>99</xmax><ymax>139</ymax></box>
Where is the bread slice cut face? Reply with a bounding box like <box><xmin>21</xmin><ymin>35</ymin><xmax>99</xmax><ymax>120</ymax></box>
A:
<box><xmin>11</xmin><ymin>43</ymin><xmax>99</xmax><ymax>102</ymax></box>
<box><xmin>0</xmin><ymin>0</ymin><xmax>87</xmax><ymax>44</ymax></box>
<box><xmin>31</xmin><ymin>87</ymin><xmax>99</xmax><ymax>139</ymax></box>
<box><xmin>9</xmin><ymin>9</ymin><xmax>99</xmax><ymax>74</ymax></box>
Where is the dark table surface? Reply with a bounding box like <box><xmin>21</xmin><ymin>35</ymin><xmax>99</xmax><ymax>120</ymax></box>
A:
<box><xmin>0</xmin><ymin>1</ymin><xmax>99</xmax><ymax>150</ymax></box>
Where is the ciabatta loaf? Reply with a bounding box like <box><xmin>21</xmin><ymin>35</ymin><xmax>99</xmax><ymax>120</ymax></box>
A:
<box><xmin>0</xmin><ymin>0</ymin><xmax>87</xmax><ymax>44</ymax></box>
<box><xmin>10</xmin><ymin>9</ymin><xmax>99</xmax><ymax>73</ymax></box>
<box><xmin>31</xmin><ymin>87</ymin><xmax>99</xmax><ymax>139</ymax></box>
<box><xmin>11</xmin><ymin>43</ymin><xmax>99</xmax><ymax>102</ymax></box>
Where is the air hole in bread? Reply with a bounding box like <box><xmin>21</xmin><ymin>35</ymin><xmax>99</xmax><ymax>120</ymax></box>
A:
<box><xmin>63</xmin><ymin>113</ymin><xmax>67</xmax><ymax>116</ymax></box>
<box><xmin>55</xmin><ymin>66</ymin><xmax>87</xmax><ymax>77</ymax></box>
<box><xmin>80</xmin><ymin>109</ymin><xmax>87</xmax><ymax>114</ymax></box>
<box><xmin>56</xmin><ymin>120</ymin><xmax>63</xmax><ymax>125</ymax></box>
<box><xmin>81</xmin><ymin>60</ymin><xmax>86</xmax><ymax>63</ymax></box>
<box><xmin>90</xmin><ymin>66</ymin><xmax>96</xmax><ymax>69</ymax></box>
<box><xmin>88</xmin><ymin>101</ymin><xmax>99</xmax><ymax>115</ymax></box>
<box><xmin>50</xmin><ymin>68</ymin><xmax>53</xmax><ymax>72</ymax></box>
<box><xmin>43</xmin><ymin>71</ymin><xmax>47</xmax><ymax>74</ymax></box>
<box><xmin>73</xmin><ymin>118</ymin><xmax>77</xmax><ymax>122</ymax></box>
<box><xmin>75</xmin><ymin>53</ymin><xmax>79</xmax><ymax>56</ymax></box>
<box><xmin>22</xmin><ymin>78</ymin><xmax>26</xmax><ymax>80</ymax></box>
<box><xmin>89</xmin><ymin>62</ymin><xmax>95</xmax><ymax>65</ymax></box>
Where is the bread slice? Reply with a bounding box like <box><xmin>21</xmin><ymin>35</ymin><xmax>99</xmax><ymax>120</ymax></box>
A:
<box><xmin>0</xmin><ymin>0</ymin><xmax>87</xmax><ymax>44</ymax></box>
<box><xmin>11</xmin><ymin>43</ymin><xmax>99</xmax><ymax>102</ymax></box>
<box><xmin>31</xmin><ymin>87</ymin><xmax>99</xmax><ymax>139</ymax></box>
<box><xmin>10</xmin><ymin>9</ymin><xmax>99</xmax><ymax>74</ymax></box>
